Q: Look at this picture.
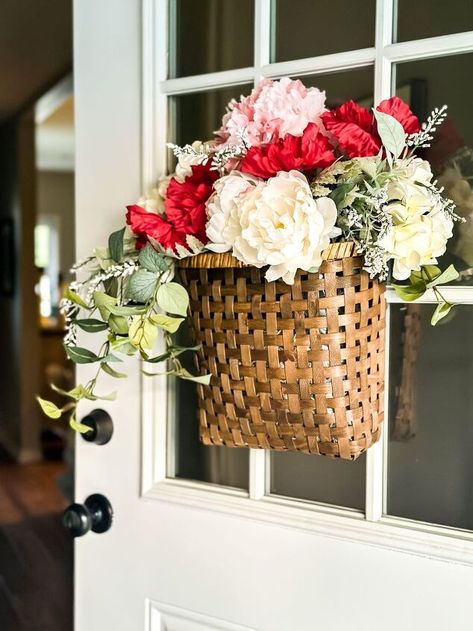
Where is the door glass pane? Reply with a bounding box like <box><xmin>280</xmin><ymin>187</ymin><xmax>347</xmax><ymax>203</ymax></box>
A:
<box><xmin>395</xmin><ymin>53</ymin><xmax>473</xmax><ymax>284</ymax></box>
<box><xmin>170</xmin><ymin>84</ymin><xmax>254</xmax><ymax>148</ymax></box>
<box><xmin>396</xmin><ymin>0</ymin><xmax>473</xmax><ymax>42</ymax></box>
<box><xmin>387</xmin><ymin>304</ymin><xmax>473</xmax><ymax>530</ymax></box>
<box><xmin>270</xmin><ymin>452</ymin><xmax>366</xmax><ymax>510</ymax></box>
<box><xmin>296</xmin><ymin>66</ymin><xmax>374</xmax><ymax>110</ymax></box>
<box><xmin>171</xmin><ymin>324</ymin><xmax>250</xmax><ymax>489</ymax></box>
<box><xmin>169</xmin><ymin>85</ymin><xmax>251</xmax><ymax>489</ymax></box>
<box><xmin>272</xmin><ymin>0</ymin><xmax>375</xmax><ymax>62</ymax></box>
<box><xmin>170</xmin><ymin>0</ymin><xmax>254</xmax><ymax>78</ymax></box>
<box><xmin>267</xmin><ymin>67</ymin><xmax>372</xmax><ymax>509</ymax></box>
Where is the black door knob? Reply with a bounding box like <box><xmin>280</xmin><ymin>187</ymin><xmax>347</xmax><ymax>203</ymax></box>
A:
<box><xmin>80</xmin><ymin>409</ymin><xmax>114</xmax><ymax>445</ymax></box>
<box><xmin>62</xmin><ymin>494</ymin><xmax>113</xmax><ymax>537</ymax></box>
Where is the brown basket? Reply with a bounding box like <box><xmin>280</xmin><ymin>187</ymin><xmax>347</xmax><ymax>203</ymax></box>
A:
<box><xmin>178</xmin><ymin>242</ymin><xmax>386</xmax><ymax>460</ymax></box>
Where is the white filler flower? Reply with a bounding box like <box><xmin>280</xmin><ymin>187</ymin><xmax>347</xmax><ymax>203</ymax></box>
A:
<box><xmin>206</xmin><ymin>170</ymin><xmax>337</xmax><ymax>284</ymax></box>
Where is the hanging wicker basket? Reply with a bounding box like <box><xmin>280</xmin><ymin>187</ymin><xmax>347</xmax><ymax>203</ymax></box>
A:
<box><xmin>178</xmin><ymin>242</ymin><xmax>386</xmax><ymax>460</ymax></box>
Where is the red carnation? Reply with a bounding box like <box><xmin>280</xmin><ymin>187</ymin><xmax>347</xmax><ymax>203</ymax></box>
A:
<box><xmin>240</xmin><ymin>123</ymin><xmax>335</xmax><ymax>179</ymax></box>
<box><xmin>126</xmin><ymin>163</ymin><xmax>217</xmax><ymax>252</ymax></box>
<box><xmin>322</xmin><ymin>97</ymin><xmax>421</xmax><ymax>159</ymax></box>
<box><xmin>322</xmin><ymin>100</ymin><xmax>381</xmax><ymax>158</ymax></box>
<box><xmin>377</xmin><ymin>96</ymin><xmax>421</xmax><ymax>135</ymax></box>
<box><xmin>126</xmin><ymin>205</ymin><xmax>175</xmax><ymax>250</ymax></box>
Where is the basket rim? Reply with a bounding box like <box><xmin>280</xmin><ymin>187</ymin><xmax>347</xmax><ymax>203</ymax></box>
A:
<box><xmin>178</xmin><ymin>241</ymin><xmax>357</xmax><ymax>269</ymax></box>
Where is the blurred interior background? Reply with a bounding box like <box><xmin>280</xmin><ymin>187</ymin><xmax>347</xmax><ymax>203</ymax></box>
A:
<box><xmin>0</xmin><ymin>2</ymin><xmax>74</xmax><ymax>630</ymax></box>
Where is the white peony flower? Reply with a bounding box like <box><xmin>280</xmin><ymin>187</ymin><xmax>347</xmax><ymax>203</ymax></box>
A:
<box><xmin>206</xmin><ymin>170</ymin><xmax>337</xmax><ymax>284</ymax></box>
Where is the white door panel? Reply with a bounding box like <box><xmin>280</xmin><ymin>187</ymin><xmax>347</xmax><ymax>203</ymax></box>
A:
<box><xmin>148</xmin><ymin>601</ymin><xmax>256</xmax><ymax>631</ymax></box>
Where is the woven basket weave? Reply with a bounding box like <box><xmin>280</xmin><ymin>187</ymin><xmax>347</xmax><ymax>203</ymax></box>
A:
<box><xmin>178</xmin><ymin>242</ymin><xmax>386</xmax><ymax>460</ymax></box>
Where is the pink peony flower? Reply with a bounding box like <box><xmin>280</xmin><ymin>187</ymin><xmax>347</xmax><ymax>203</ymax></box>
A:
<box><xmin>216</xmin><ymin>78</ymin><xmax>327</xmax><ymax>148</ymax></box>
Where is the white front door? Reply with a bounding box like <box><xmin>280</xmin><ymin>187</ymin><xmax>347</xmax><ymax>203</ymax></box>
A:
<box><xmin>73</xmin><ymin>2</ymin><xmax>473</xmax><ymax>630</ymax></box>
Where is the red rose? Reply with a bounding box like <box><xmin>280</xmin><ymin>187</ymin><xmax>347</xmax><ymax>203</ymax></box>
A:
<box><xmin>126</xmin><ymin>163</ymin><xmax>217</xmax><ymax>252</ymax></box>
<box><xmin>322</xmin><ymin>97</ymin><xmax>421</xmax><ymax>158</ymax></box>
<box><xmin>240</xmin><ymin>123</ymin><xmax>335</xmax><ymax>178</ymax></box>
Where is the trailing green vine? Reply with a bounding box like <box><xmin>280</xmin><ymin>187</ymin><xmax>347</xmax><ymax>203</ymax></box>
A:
<box><xmin>37</xmin><ymin>229</ymin><xmax>209</xmax><ymax>432</ymax></box>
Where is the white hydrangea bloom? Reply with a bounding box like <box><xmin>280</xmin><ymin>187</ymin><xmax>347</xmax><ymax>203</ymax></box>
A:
<box><xmin>379</xmin><ymin>174</ymin><xmax>454</xmax><ymax>280</ymax></box>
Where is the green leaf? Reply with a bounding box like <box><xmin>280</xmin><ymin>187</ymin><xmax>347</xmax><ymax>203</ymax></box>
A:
<box><xmin>68</xmin><ymin>385</ymin><xmax>89</xmax><ymax>399</ymax></box>
<box><xmin>156</xmin><ymin>282</ymin><xmax>189</xmax><ymax>316</ymax></box>
<box><xmin>93</xmin><ymin>291</ymin><xmax>117</xmax><ymax>320</ymax></box>
<box><xmin>421</xmin><ymin>265</ymin><xmax>441</xmax><ymax>281</ymax></box>
<box><xmin>50</xmin><ymin>383</ymin><xmax>72</xmax><ymax>397</ymax></box>
<box><xmin>373</xmin><ymin>109</ymin><xmax>406</xmax><ymax>159</ymax></box>
<box><xmin>138</xmin><ymin>243</ymin><xmax>168</xmax><ymax>273</ymax></box>
<box><xmin>426</xmin><ymin>264</ymin><xmax>459</xmax><ymax>289</ymax></box>
<box><xmin>37</xmin><ymin>397</ymin><xmax>62</xmax><ymax>419</ymax></box>
<box><xmin>150</xmin><ymin>313</ymin><xmax>184</xmax><ymax>333</ymax></box>
<box><xmin>142</xmin><ymin>368</ymin><xmax>176</xmax><ymax>377</ymax></box>
<box><xmin>108</xmin><ymin>314</ymin><xmax>129</xmax><ymax>335</ymax></box>
<box><xmin>356</xmin><ymin>156</ymin><xmax>379</xmax><ymax>179</ymax></box>
<box><xmin>129</xmin><ymin>317</ymin><xmax>158</xmax><ymax>351</ymax></box>
<box><xmin>144</xmin><ymin>344</ymin><xmax>201</xmax><ymax>363</ymax></box>
<box><xmin>101</xmin><ymin>363</ymin><xmax>127</xmax><ymax>378</ymax></box>
<box><xmin>392</xmin><ymin>281</ymin><xmax>426</xmax><ymax>302</ymax></box>
<box><xmin>64</xmin><ymin>287</ymin><xmax>88</xmax><ymax>309</ymax></box>
<box><xmin>94</xmin><ymin>246</ymin><xmax>113</xmax><ymax>270</ymax></box>
<box><xmin>110</xmin><ymin>339</ymin><xmax>138</xmax><ymax>356</ymax></box>
<box><xmin>108</xmin><ymin>304</ymin><xmax>147</xmax><ymax>316</ymax></box>
<box><xmin>328</xmin><ymin>183</ymin><xmax>355</xmax><ymax>210</ymax></box>
<box><xmin>90</xmin><ymin>390</ymin><xmax>117</xmax><ymax>401</ymax></box>
<box><xmin>75</xmin><ymin>318</ymin><xmax>109</xmax><ymax>333</ymax></box>
<box><xmin>65</xmin><ymin>346</ymin><xmax>101</xmax><ymax>364</ymax></box>
<box><xmin>143</xmin><ymin>351</ymin><xmax>172</xmax><ymax>363</ymax></box>
<box><xmin>100</xmin><ymin>353</ymin><xmax>122</xmax><ymax>363</ymax></box>
<box><xmin>51</xmin><ymin>383</ymin><xmax>88</xmax><ymax>401</ymax></box>
<box><xmin>431</xmin><ymin>301</ymin><xmax>454</xmax><ymax>326</ymax></box>
<box><xmin>170</xmin><ymin>344</ymin><xmax>202</xmax><ymax>354</ymax></box>
<box><xmin>69</xmin><ymin>414</ymin><xmax>93</xmax><ymax>434</ymax></box>
<box><xmin>177</xmin><ymin>367</ymin><xmax>212</xmax><ymax>385</ymax></box>
<box><xmin>128</xmin><ymin>270</ymin><xmax>159</xmax><ymax>303</ymax></box>
<box><xmin>410</xmin><ymin>267</ymin><xmax>439</xmax><ymax>285</ymax></box>
<box><xmin>108</xmin><ymin>227</ymin><xmax>126</xmax><ymax>263</ymax></box>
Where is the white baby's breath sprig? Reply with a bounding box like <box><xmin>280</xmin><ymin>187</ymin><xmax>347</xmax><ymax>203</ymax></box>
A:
<box><xmin>406</xmin><ymin>105</ymin><xmax>448</xmax><ymax>150</ymax></box>
<box><xmin>166</xmin><ymin>142</ymin><xmax>210</xmax><ymax>163</ymax></box>
<box><xmin>85</xmin><ymin>259</ymin><xmax>138</xmax><ymax>304</ymax></box>
<box><xmin>210</xmin><ymin>143</ymin><xmax>246</xmax><ymax>173</ymax></box>
<box><xmin>70</xmin><ymin>256</ymin><xmax>97</xmax><ymax>274</ymax></box>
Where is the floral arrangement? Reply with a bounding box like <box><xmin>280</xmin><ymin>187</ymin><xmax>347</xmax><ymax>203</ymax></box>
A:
<box><xmin>37</xmin><ymin>78</ymin><xmax>463</xmax><ymax>431</ymax></box>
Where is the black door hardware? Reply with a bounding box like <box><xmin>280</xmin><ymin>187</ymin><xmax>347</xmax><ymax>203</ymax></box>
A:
<box><xmin>63</xmin><ymin>494</ymin><xmax>113</xmax><ymax>537</ymax></box>
<box><xmin>80</xmin><ymin>409</ymin><xmax>114</xmax><ymax>445</ymax></box>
